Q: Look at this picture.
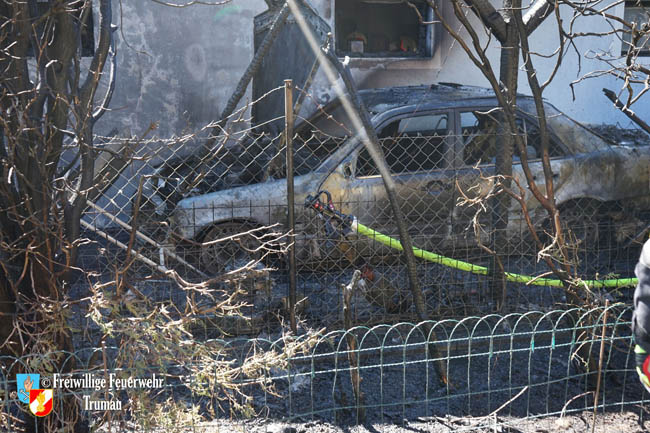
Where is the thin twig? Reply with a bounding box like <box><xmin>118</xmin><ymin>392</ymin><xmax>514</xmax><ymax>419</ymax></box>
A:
<box><xmin>561</xmin><ymin>391</ymin><xmax>594</xmax><ymax>418</ymax></box>
<box><xmin>592</xmin><ymin>299</ymin><xmax>610</xmax><ymax>433</ymax></box>
<box><xmin>342</xmin><ymin>270</ymin><xmax>365</xmax><ymax>423</ymax></box>
<box><xmin>485</xmin><ymin>385</ymin><xmax>529</xmax><ymax>418</ymax></box>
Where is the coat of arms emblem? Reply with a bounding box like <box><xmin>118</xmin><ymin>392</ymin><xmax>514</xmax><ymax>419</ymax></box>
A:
<box><xmin>16</xmin><ymin>374</ymin><xmax>39</xmax><ymax>404</ymax></box>
<box><xmin>29</xmin><ymin>389</ymin><xmax>53</xmax><ymax>417</ymax></box>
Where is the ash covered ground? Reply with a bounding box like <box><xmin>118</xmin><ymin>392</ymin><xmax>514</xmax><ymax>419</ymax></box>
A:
<box><xmin>68</xmin><ymin>226</ymin><xmax>646</xmax><ymax>431</ymax></box>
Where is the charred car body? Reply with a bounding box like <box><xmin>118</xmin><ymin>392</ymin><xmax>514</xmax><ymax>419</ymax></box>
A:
<box><xmin>146</xmin><ymin>83</ymin><xmax>650</xmax><ymax>273</ymax></box>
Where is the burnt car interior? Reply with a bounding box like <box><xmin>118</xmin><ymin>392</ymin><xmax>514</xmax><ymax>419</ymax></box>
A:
<box><xmin>354</xmin><ymin>106</ymin><xmax>567</xmax><ymax>176</ymax></box>
<box><xmin>357</xmin><ymin>112</ymin><xmax>450</xmax><ymax>176</ymax></box>
<box><xmin>461</xmin><ymin>109</ymin><xmax>566</xmax><ymax>165</ymax></box>
<box><xmin>461</xmin><ymin>111</ymin><xmax>499</xmax><ymax>165</ymax></box>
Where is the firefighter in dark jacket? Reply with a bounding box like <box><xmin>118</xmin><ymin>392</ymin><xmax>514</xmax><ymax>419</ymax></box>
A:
<box><xmin>633</xmin><ymin>238</ymin><xmax>650</xmax><ymax>392</ymax></box>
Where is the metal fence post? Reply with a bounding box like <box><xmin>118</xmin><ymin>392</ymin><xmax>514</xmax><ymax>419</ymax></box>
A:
<box><xmin>285</xmin><ymin>79</ymin><xmax>297</xmax><ymax>334</ymax></box>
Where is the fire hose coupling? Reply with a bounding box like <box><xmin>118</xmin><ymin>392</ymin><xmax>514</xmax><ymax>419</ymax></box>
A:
<box><xmin>304</xmin><ymin>190</ymin><xmax>335</xmax><ymax>214</ymax></box>
<box><xmin>305</xmin><ymin>190</ymin><xmax>355</xmax><ymax>237</ymax></box>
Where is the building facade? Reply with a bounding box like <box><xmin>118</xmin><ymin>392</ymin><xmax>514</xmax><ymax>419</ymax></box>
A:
<box><xmin>100</xmin><ymin>0</ymin><xmax>650</xmax><ymax>140</ymax></box>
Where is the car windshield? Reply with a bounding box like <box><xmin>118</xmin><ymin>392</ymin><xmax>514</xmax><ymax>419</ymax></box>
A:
<box><xmin>294</xmin><ymin>100</ymin><xmax>356</xmax><ymax>175</ymax></box>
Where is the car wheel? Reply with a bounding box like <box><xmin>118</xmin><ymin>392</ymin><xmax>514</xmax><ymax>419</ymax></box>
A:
<box><xmin>199</xmin><ymin>222</ymin><xmax>261</xmax><ymax>275</ymax></box>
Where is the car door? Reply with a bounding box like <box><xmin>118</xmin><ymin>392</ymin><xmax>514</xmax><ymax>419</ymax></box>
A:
<box><xmin>452</xmin><ymin>107</ymin><xmax>568</xmax><ymax>248</ymax></box>
<box><xmin>451</xmin><ymin>108</ymin><xmax>499</xmax><ymax>247</ymax></box>
<box><xmin>331</xmin><ymin>110</ymin><xmax>457</xmax><ymax>255</ymax></box>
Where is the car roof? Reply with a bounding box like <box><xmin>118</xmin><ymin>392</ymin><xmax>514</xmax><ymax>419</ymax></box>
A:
<box><xmin>358</xmin><ymin>83</ymin><xmax>519</xmax><ymax>114</ymax></box>
<box><xmin>298</xmin><ymin>83</ymin><xmax>532</xmax><ymax>131</ymax></box>
<box><xmin>298</xmin><ymin>83</ymin><xmax>612</xmax><ymax>169</ymax></box>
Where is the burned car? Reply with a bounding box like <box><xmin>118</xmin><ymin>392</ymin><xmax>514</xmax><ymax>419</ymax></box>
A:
<box><xmin>159</xmin><ymin>83</ymin><xmax>650</xmax><ymax>273</ymax></box>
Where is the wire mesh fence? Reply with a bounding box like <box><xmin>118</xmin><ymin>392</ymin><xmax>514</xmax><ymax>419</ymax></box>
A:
<box><xmin>2</xmin><ymin>306</ymin><xmax>646</xmax><ymax>431</ymax></box>
<box><xmin>76</xmin><ymin>81</ymin><xmax>650</xmax><ymax>335</ymax></box>
<box><xmin>4</xmin><ymin>3</ymin><xmax>650</xmax><ymax>432</ymax></box>
<box><xmin>37</xmin><ymin>81</ymin><xmax>650</xmax><ymax>430</ymax></box>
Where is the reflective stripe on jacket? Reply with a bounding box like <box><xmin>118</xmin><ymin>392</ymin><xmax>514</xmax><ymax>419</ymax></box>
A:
<box><xmin>634</xmin><ymin>239</ymin><xmax>650</xmax><ymax>352</ymax></box>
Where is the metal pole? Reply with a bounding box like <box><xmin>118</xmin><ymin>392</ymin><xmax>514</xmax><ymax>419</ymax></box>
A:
<box><xmin>285</xmin><ymin>79</ymin><xmax>297</xmax><ymax>334</ymax></box>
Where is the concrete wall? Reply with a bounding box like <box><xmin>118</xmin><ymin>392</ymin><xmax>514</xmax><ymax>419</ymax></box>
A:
<box><xmin>97</xmin><ymin>0</ymin><xmax>266</xmax><ymax>139</ymax></box>
<box><xmin>99</xmin><ymin>0</ymin><xmax>648</xmax><ymax>139</ymax></box>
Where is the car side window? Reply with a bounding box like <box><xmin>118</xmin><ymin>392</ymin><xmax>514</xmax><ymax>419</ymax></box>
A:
<box><xmin>356</xmin><ymin>113</ymin><xmax>450</xmax><ymax>176</ymax></box>
<box><xmin>461</xmin><ymin>110</ymin><xmax>565</xmax><ymax>166</ymax></box>
<box><xmin>461</xmin><ymin>111</ymin><xmax>499</xmax><ymax>165</ymax></box>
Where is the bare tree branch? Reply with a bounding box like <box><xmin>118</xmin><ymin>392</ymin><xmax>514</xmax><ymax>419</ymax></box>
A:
<box><xmin>524</xmin><ymin>0</ymin><xmax>555</xmax><ymax>33</ymax></box>
<box><xmin>80</xmin><ymin>0</ymin><xmax>113</xmax><ymax>112</ymax></box>
<box><xmin>464</xmin><ymin>0</ymin><xmax>508</xmax><ymax>43</ymax></box>
<box><xmin>92</xmin><ymin>26</ymin><xmax>118</xmax><ymax>123</ymax></box>
<box><xmin>603</xmin><ymin>88</ymin><xmax>650</xmax><ymax>135</ymax></box>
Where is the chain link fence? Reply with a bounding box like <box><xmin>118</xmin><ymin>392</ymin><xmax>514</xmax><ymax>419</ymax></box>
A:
<box><xmin>77</xmin><ymin>82</ymin><xmax>648</xmax><ymax>332</ymax></box>
<box><xmin>37</xmin><ymin>81</ymin><xmax>648</xmax><ymax>430</ymax></box>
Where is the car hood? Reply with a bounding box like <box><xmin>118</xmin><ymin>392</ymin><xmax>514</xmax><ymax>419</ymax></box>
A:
<box><xmin>172</xmin><ymin>172</ymin><xmax>321</xmax><ymax>239</ymax></box>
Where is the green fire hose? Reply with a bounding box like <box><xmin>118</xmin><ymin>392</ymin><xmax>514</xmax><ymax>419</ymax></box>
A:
<box><xmin>305</xmin><ymin>190</ymin><xmax>638</xmax><ymax>289</ymax></box>
<box><xmin>350</xmin><ymin>219</ymin><xmax>637</xmax><ymax>289</ymax></box>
